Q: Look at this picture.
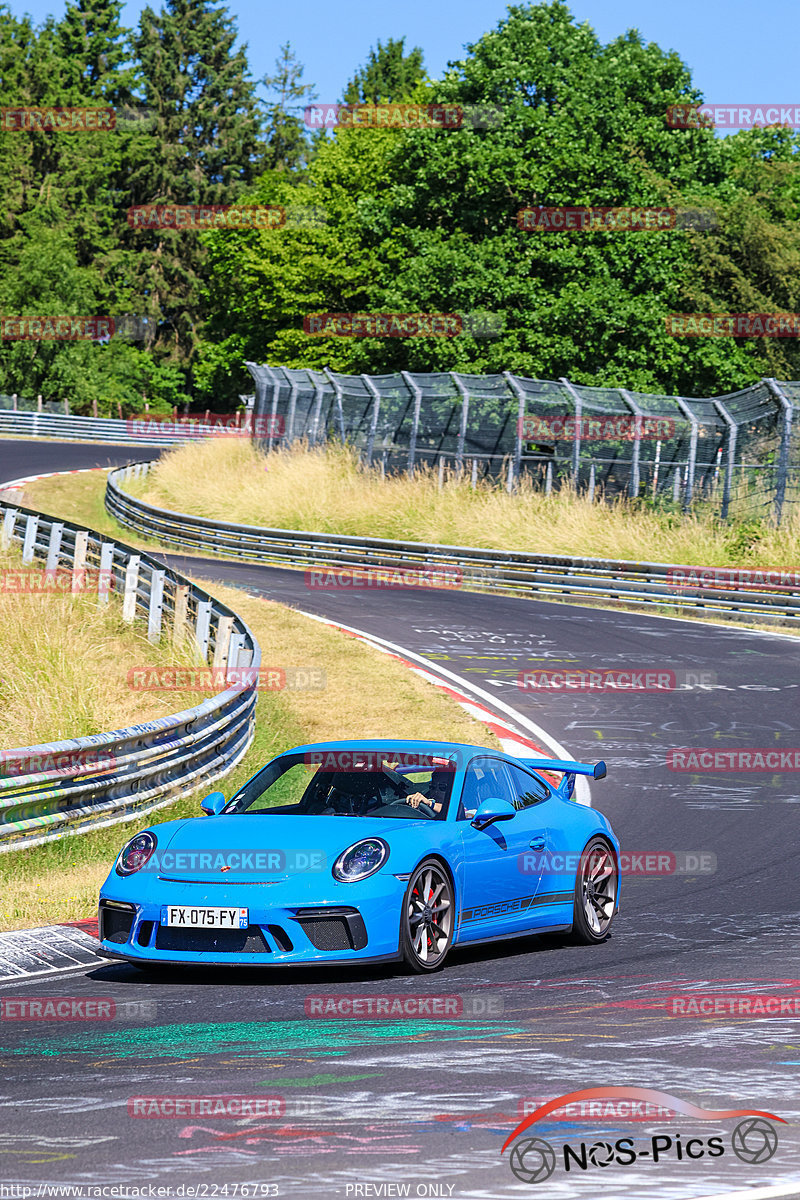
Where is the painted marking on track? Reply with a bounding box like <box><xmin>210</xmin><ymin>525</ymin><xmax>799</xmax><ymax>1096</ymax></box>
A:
<box><xmin>297</xmin><ymin>609</ymin><xmax>593</xmax><ymax>806</ymax></box>
<box><xmin>697</xmin><ymin>1184</ymin><xmax>800</xmax><ymax>1200</ymax></box>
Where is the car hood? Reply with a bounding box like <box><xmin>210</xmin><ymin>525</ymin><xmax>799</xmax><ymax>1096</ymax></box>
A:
<box><xmin>152</xmin><ymin>813</ymin><xmax>431</xmax><ymax>881</ymax></box>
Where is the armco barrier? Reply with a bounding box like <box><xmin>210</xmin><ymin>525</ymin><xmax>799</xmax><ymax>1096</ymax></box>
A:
<box><xmin>105</xmin><ymin>462</ymin><xmax>800</xmax><ymax>627</ymax></box>
<box><xmin>0</xmin><ymin>497</ymin><xmax>260</xmax><ymax>850</ymax></box>
<box><xmin>0</xmin><ymin>410</ymin><xmax>254</xmax><ymax>445</ymax></box>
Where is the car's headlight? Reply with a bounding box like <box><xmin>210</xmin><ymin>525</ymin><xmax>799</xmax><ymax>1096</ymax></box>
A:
<box><xmin>115</xmin><ymin>830</ymin><xmax>158</xmax><ymax>877</ymax></box>
<box><xmin>332</xmin><ymin>838</ymin><xmax>389</xmax><ymax>882</ymax></box>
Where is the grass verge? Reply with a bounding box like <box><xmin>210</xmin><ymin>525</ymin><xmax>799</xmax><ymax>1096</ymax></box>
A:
<box><xmin>0</xmin><ymin>568</ymin><xmax>501</xmax><ymax>931</ymax></box>
<box><xmin>115</xmin><ymin>439</ymin><xmax>800</xmax><ymax>570</ymax></box>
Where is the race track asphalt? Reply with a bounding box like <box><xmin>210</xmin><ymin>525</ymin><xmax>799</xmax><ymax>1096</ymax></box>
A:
<box><xmin>1</xmin><ymin>438</ymin><xmax>798</xmax><ymax>1199</ymax></box>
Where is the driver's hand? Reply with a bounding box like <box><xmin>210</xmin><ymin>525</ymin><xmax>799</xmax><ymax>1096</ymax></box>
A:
<box><xmin>406</xmin><ymin>791</ymin><xmax>427</xmax><ymax>807</ymax></box>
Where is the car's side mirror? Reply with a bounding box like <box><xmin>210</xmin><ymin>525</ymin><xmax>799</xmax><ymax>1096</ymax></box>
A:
<box><xmin>471</xmin><ymin>796</ymin><xmax>517</xmax><ymax>830</ymax></box>
<box><xmin>200</xmin><ymin>791</ymin><xmax>227</xmax><ymax>816</ymax></box>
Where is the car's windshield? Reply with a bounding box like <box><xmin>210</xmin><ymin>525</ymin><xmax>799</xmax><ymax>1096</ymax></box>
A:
<box><xmin>224</xmin><ymin>751</ymin><xmax>456</xmax><ymax>819</ymax></box>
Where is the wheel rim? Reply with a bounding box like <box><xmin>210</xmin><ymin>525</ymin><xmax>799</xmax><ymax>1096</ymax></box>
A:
<box><xmin>580</xmin><ymin>844</ymin><xmax>617</xmax><ymax>936</ymax></box>
<box><xmin>406</xmin><ymin>864</ymin><xmax>453</xmax><ymax>965</ymax></box>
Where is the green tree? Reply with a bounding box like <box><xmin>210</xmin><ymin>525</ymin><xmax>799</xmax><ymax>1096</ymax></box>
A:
<box><xmin>260</xmin><ymin>42</ymin><xmax>316</xmax><ymax>173</ymax></box>
<box><xmin>343</xmin><ymin>37</ymin><xmax>425</xmax><ymax>104</ymax></box>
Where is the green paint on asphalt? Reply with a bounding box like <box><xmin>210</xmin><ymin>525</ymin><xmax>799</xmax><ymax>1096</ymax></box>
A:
<box><xmin>256</xmin><ymin>1072</ymin><xmax>382</xmax><ymax>1087</ymax></box>
<box><xmin>3</xmin><ymin>1019</ymin><xmax>520</xmax><ymax>1059</ymax></box>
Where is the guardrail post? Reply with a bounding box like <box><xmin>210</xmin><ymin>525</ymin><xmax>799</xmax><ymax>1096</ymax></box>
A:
<box><xmin>619</xmin><ymin>389</ymin><xmax>643</xmax><ymax>497</ymax></box>
<box><xmin>98</xmin><ymin>542</ymin><xmax>115</xmax><ymax>603</ymax></box>
<box><xmin>713</xmin><ymin>400</ymin><xmax>737</xmax><ymax>520</ymax></box>
<box><xmin>451</xmin><ymin>373</ymin><xmax>469</xmax><ymax>472</ymax></box>
<box><xmin>195</xmin><ymin>599</ymin><xmax>212</xmax><ymax>658</ymax></box>
<box><xmin>72</xmin><ymin>530</ymin><xmax>88</xmax><ymax>593</ymax></box>
<box><xmin>588</xmin><ymin>462</ymin><xmax>596</xmax><ymax>501</ymax></box>
<box><xmin>401</xmin><ymin>371</ymin><xmax>422</xmax><ymax>476</ymax></box>
<box><xmin>559</xmin><ymin>378</ymin><xmax>583</xmax><ymax>489</ymax></box>
<box><xmin>45</xmin><ymin>522</ymin><xmax>63</xmax><ymax>571</ymax></box>
<box><xmin>147</xmin><ymin>569</ymin><xmax>165</xmax><ymax>642</ymax></box>
<box><xmin>362</xmin><ymin>375</ymin><xmax>381</xmax><ymax>466</ymax></box>
<box><xmin>765</xmin><ymin>378</ymin><xmax>794</xmax><ymax>526</ymax></box>
<box><xmin>674</xmin><ymin>397</ymin><xmax>699</xmax><ymax>509</ymax></box>
<box><xmin>21</xmin><ymin>515</ymin><xmax>39</xmax><ymax>565</ymax></box>
<box><xmin>122</xmin><ymin>556</ymin><xmax>141</xmax><ymax>622</ymax></box>
<box><xmin>212</xmin><ymin>615</ymin><xmax>234</xmax><ymax>670</ymax></box>
<box><xmin>1</xmin><ymin>508</ymin><xmax>17</xmax><ymax>551</ymax></box>
<box><xmin>226</xmin><ymin>631</ymin><xmax>245</xmax><ymax>681</ymax></box>
<box><xmin>545</xmin><ymin>460</ymin><xmax>553</xmax><ymax>495</ymax></box>
<box><xmin>172</xmin><ymin>583</ymin><xmax>189</xmax><ymax>643</ymax></box>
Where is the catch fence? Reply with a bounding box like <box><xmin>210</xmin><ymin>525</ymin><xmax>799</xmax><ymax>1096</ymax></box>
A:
<box><xmin>246</xmin><ymin>366</ymin><xmax>799</xmax><ymax>524</ymax></box>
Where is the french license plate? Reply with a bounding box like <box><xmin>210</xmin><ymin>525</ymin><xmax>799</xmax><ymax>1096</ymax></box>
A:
<box><xmin>161</xmin><ymin>906</ymin><xmax>248</xmax><ymax>928</ymax></box>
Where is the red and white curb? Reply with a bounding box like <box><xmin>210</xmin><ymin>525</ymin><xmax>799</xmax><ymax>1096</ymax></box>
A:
<box><xmin>296</xmin><ymin>609</ymin><xmax>592</xmax><ymax>807</ymax></box>
<box><xmin>0</xmin><ymin>465</ymin><xmax>107</xmax><ymax>497</ymax></box>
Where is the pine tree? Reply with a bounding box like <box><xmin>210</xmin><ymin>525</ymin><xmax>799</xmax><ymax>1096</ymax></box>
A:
<box><xmin>260</xmin><ymin>42</ymin><xmax>316</xmax><ymax>172</ymax></box>
<box><xmin>343</xmin><ymin>37</ymin><xmax>425</xmax><ymax>104</ymax></box>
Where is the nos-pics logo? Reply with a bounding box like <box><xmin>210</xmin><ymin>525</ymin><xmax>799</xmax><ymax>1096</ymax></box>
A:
<box><xmin>503</xmin><ymin>1087</ymin><xmax>783</xmax><ymax>1183</ymax></box>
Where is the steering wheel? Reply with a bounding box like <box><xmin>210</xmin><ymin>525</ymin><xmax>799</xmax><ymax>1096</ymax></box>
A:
<box><xmin>413</xmin><ymin>800</ymin><xmax>436</xmax><ymax>818</ymax></box>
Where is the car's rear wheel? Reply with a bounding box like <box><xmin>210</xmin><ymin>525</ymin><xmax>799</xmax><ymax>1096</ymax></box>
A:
<box><xmin>401</xmin><ymin>859</ymin><xmax>454</xmax><ymax>972</ymax></box>
<box><xmin>571</xmin><ymin>837</ymin><xmax>617</xmax><ymax>943</ymax></box>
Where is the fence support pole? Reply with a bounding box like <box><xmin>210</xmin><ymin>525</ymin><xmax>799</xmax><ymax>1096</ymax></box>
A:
<box><xmin>504</xmin><ymin>371</ymin><xmax>526</xmax><ymax>492</ymax></box>
<box><xmin>713</xmin><ymin>399</ymin><xmax>737</xmax><ymax>520</ymax></box>
<box><xmin>362</xmin><ymin>375</ymin><xmax>382</xmax><ymax>466</ymax></box>
<box><xmin>765</xmin><ymin>378</ymin><xmax>794</xmax><ymax>526</ymax></box>
<box><xmin>451</xmin><ymin>373</ymin><xmax>470</xmax><ymax>472</ymax></box>
<box><xmin>323</xmin><ymin>368</ymin><xmax>346</xmax><ymax>444</ymax></box>
<box><xmin>619</xmin><ymin>388</ymin><xmax>643</xmax><ymax>498</ymax></box>
<box><xmin>559</xmin><ymin>377</ymin><xmax>583</xmax><ymax>489</ymax></box>
<box><xmin>401</xmin><ymin>371</ymin><xmax>422</xmax><ymax>477</ymax></box>
<box><xmin>674</xmin><ymin>397</ymin><xmax>699</xmax><ymax>510</ymax></box>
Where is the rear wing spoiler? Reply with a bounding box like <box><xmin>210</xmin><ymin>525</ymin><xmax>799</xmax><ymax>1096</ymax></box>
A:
<box><xmin>519</xmin><ymin>757</ymin><xmax>607</xmax><ymax>799</ymax></box>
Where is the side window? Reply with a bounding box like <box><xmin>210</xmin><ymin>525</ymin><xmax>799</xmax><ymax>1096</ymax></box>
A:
<box><xmin>458</xmin><ymin>757</ymin><xmax>517</xmax><ymax>820</ymax></box>
<box><xmin>506</xmin><ymin>763</ymin><xmax>551</xmax><ymax>809</ymax></box>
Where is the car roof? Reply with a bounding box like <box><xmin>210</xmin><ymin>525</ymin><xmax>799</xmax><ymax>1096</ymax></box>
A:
<box><xmin>284</xmin><ymin>738</ymin><xmax>513</xmax><ymax>765</ymax></box>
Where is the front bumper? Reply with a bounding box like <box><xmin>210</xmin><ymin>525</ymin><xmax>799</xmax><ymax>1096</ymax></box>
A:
<box><xmin>98</xmin><ymin>871</ymin><xmax>407</xmax><ymax>967</ymax></box>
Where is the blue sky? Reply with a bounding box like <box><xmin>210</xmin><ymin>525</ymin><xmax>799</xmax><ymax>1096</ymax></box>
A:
<box><xmin>13</xmin><ymin>0</ymin><xmax>799</xmax><ymax>110</ymax></box>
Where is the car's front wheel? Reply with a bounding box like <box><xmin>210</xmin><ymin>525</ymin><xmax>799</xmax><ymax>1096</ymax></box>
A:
<box><xmin>571</xmin><ymin>837</ymin><xmax>618</xmax><ymax>943</ymax></box>
<box><xmin>401</xmin><ymin>858</ymin><xmax>454</xmax><ymax>972</ymax></box>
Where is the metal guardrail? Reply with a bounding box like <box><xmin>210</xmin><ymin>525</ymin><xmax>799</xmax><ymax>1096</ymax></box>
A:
<box><xmin>0</xmin><ymin>410</ymin><xmax>255</xmax><ymax>446</ymax></box>
<box><xmin>106</xmin><ymin>462</ymin><xmax>800</xmax><ymax>627</ymax></box>
<box><xmin>0</xmin><ymin>496</ymin><xmax>261</xmax><ymax>850</ymax></box>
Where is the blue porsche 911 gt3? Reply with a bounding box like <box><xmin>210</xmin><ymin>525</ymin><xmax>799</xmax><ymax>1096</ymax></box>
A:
<box><xmin>98</xmin><ymin>739</ymin><xmax>620</xmax><ymax>973</ymax></box>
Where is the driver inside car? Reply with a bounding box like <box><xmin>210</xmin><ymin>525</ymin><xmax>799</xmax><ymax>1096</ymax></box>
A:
<box><xmin>405</xmin><ymin>770</ymin><xmax>451</xmax><ymax>815</ymax></box>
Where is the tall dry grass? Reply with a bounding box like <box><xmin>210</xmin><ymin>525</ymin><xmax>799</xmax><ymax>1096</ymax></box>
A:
<box><xmin>0</xmin><ymin>549</ymin><xmax>209</xmax><ymax>749</ymax></box>
<box><xmin>130</xmin><ymin>439</ymin><xmax>800</xmax><ymax>568</ymax></box>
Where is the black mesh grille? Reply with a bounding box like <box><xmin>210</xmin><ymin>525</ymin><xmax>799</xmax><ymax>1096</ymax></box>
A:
<box><xmin>100</xmin><ymin>905</ymin><xmax>135</xmax><ymax>944</ymax></box>
<box><xmin>154</xmin><ymin>924</ymin><xmax>269</xmax><ymax>954</ymax></box>
<box><xmin>301</xmin><ymin>917</ymin><xmax>352</xmax><ymax>951</ymax></box>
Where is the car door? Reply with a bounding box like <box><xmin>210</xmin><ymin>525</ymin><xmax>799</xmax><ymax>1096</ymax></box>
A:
<box><xmin>456</xmin><ymin>756</ymin><xmax>546</xmax><ymax>941</ymax></box>
<box><xmin>504</xmin><ymin>763</ymin><xmax>575</xmax><ymax>928</ymax></box>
